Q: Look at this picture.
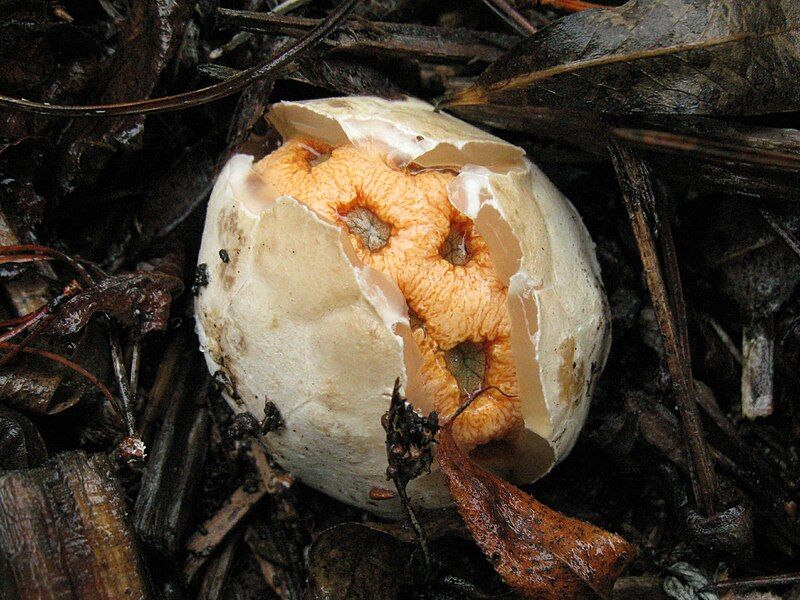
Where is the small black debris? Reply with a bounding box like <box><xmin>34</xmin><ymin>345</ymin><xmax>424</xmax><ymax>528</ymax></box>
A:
<box><xmin>262</xmin><ymin>400</ymin><xmax>285</xmax><ymax>433</ymax></box>
<box><xmin>227</xmin><ymin>412</ymin><xmax>261</xmax><ymax>439</ymax></box>
<box><xmin>191</xmin><ymin>263</ymin><xmax>210</xmax><ymax>295</ymax></box>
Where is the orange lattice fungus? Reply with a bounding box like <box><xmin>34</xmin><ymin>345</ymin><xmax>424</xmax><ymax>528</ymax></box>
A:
<box><xmin>195</xmin><ymin>97</ymin><xmax>610</xmax><ymax>517</ymax></box>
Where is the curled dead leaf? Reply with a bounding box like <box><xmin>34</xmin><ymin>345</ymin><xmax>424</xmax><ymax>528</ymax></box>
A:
<box><xmin>442</xmin><ymin>0</ymin><xmax>800</xmax><ymax>117</ymax></box>
<box><xmin>305</xmin><ymin>523</ymin><xmax>413</xmax><ymax>600</ymax></box>
<box><xmin>49</xmin><ymin>271</ymin><xmax>183</xmax><ymax>337</ymax></box>
<box><xmin>437</xmin><ymin>427</ymin><xmax>635</xmax><ymax>599</ymax></box>
<box><xmin>0</xmin><ymin>406</ymin><xmax>47</xmax><ymax>470</ymax></box>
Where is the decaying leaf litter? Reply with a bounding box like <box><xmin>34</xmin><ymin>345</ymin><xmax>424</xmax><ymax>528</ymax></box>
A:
<box><xmin>0</xmin><ymin>0</ymin><xmax>799</xmax><ymax>598</ymax></box>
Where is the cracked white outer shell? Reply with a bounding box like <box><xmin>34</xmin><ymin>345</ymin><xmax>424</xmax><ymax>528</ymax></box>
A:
<box><xmin>195</xmin><ymin>96</ymin><xmax>610</xmax><ymax>517</ymax></box>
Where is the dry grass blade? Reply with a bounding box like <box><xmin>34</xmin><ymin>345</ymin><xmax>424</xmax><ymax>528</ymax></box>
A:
<box><xmin>107</xmin><ymin>326</ymin><xmax>135</xmax><ymax>436</ymax></box>
<box><xmin>701</xmin><ymin>571</ymin><xmax>800</xmax><ymax>593</ymax></box>
<box><xmin>613</xmin><ymin>127</ymin><xmax>800</xmax><ymax>173</ymax></box>
<box><xmin>481</xmin><ymin>0</ymin><xmax>538</xmax><ymax>35</ymax></box>
<box><xmin>761</xmin><ymin>208</ymin><xmax>800</xmax><ymax>260</ymax></box>
<box><xmin>524</xmin><ymin>0</ymin><xmax>605</xmax><ymax>11</ymax></box>
<box><xmin>0</xmin><ymin>0</ymin><xmax>359</xmax><ymax>117</ymax></box>
<box><xmin>216</xmin><ymin>9</ymin><xmax>516</xmax><ymax>63</ymax></box>
<box><xmin>0</xmin><ymin>244</ymin><xmax>94</xmax><ymax>285</ymax></box>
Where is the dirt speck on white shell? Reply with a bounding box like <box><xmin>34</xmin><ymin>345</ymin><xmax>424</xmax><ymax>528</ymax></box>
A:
<box><xmin>195</xmin><ymin>96</ymin><xmax>610</xmax><ymax>517</ymax></box>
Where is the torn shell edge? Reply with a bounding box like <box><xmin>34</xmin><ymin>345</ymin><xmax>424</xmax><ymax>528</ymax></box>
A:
<box><xmin>268</xmin><ymin>96</ymin><xmax>611</xmax><ymax>472</ymax></box>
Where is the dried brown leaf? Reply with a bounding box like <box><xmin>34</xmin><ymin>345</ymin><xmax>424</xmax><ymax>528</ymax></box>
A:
<box><xmin>305</xmin><ymin>523</ymin><xmax>412</xmax><ymax>600</ymax></box>
<box><xmin>58</xmin><ymin>0</ymin><xmax>190</xmax><ymax>191</ymax></box>
<box><xmin>0</xmin><ymin>406</ymin><xmax>47</xmax><ymax>470</ymax></box>
<box><xmin>50</xmin><ymin>271</ymin><xmax>182</xmax><ymax>336</ymax></box>
<box><xmin>442</xmin><ymin>0</ymin><xmax>800</xmax><ymax>116</ymax></box>
<box><xmin>438</xmin><ymin>427</ymin><xmax>634</xmax><ymax>599</ymax></box>
<box><xmin>363</xmin><ymin>508</ymin><xmax>470</xmax><ymax>543</ymax></box>
<box><xmin>295</xmin><ymin>57</ymin><xmax>403</xmax><ymax>100</ymax></box>
<box><xmin>0</xmin><ymin>8</ymin><xmax>105</xmax><ymax>141</ymax></box>
<box><xmin>0</xmin><ymin>326</ymin><xmax>107</xmax><ymax>415</ymax></box>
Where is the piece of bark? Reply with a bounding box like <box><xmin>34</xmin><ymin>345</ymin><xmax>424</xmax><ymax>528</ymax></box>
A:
<box><xmin>134</xmin><ymin>359</ymin><xmax>210</xmax><ymax>555</ymax></box>
<box><xmin>139</xmin><ymin>328</ymin><xmax>192</xmax><ymax>443</ymax></box>
<box><xmin>0</xmin><ymin>452</ymin><xmax>151</xmax><ymax>599</ymax></box>
<box><xmin>197</xmin><ymin>535</ymin><xmax>239</xmax><ymax>600</ymax></box>
<box><xmin>184</xmin><ymin>480</ymin><xmax>268</xmax><ymax>583</ymax></box>
<box><xmin>245</xmin><ymin>524</ymin><xmax>293</xmax><ymax>600</ymax></box>
<box><xmin>741</xmin><ymin>315</ymin><xmax>775</xmax><ymax>419</ymax></box>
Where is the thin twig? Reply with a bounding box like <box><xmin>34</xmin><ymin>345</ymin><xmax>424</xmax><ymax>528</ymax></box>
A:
<box><xmin>0</xmin><ymin>311</ymin><xmax>58</xmax><ymax>367</ymax></box>
<box><xmin>215</xmin><ymin>9</ymin><xmax>515</xmax><ymax>64</ymax></box>
<box><xmin>129</xmin><ymin>330</ymin><xmax>141</xmax><ymax>407</ymax></box>
<box><xmin>0</xmin><ymin>312</ymin><xmax>39</xmax><ymax>328</ymax></box>
<box><xmin>701</xmin><ymin>572</ymin><xmax>800</xmax><ymax>593</ymax></box>
<box><xmin>106</xmin><ymin>323</ymin><xmax>136</xmax><ymax>437</ymax></box>
<box><xmin>208</xmin><ymin>0</ymin><xmax>314</xmax><ymax>60</ymax></box>
<box><xmin>703</xmin><ymin>313</ymin><xmax>744</xmax><ymax>364</ymax></box>
<box><xmin>208</xmin><ymin>31</ymin><xmax>253</xmax><ymax>61</ymax></box>
<box><xmin>271</xmin><ymin>0</ymin><xmax>313</xmax><ymax>12</ymax></box>
<box><xmin>609</xmin><ymin>138</ymin><xmax>718</xmax><ymax>516</ymax></box>
<box><xmin>391</xmin><ymin>480</ymin><xmax>432</xmax><ymax>579</ymax></box>
<box><xmin>760</xmin><ymin>208</ymin><xmax>800</xmax><ymax>261</ymax></box>
<box><xmin>0</xmin><ymin>245</ymin><xmax>94</xmax><ymax>285</ymax></box>
<box><xmin>481</xmin><ymin>0</ymin><xmax>538</xmax><ymax>35</ymax></box>
<box><xmin>382</xmin><ymin>380</ymin><xmax>437</xmax><ymax>579</ymax></box>
<box><xmin>654</xmin><ymin>189</ymin><xmax>690</xmax><ymax>365</ymax></box>
<box><xmin>531</xmin><ymin>0</ymin><xmax>605</xmax><ymax>11</ymax></box>
<box><xmin>0</xmin><ymin>306</ymin><xmax>51</xmax><ymax>342</ymax></box>
<box><xmin>444</xmin><ymin>385</ymin><xmax>516</xmax><ymax>427</ymax></box>
<box><xmin>0</xmin><ymin>281</ymin><xmax>81</xmax><ymax>343</ymax></box>
<box><xmin>0</xmin><ymin>0</ymin><xmax>359</xmax><ymax>117</ymax></box>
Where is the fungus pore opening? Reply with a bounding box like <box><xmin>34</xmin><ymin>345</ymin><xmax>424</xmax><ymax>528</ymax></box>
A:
<box><xmin>341</xmin><ymin>206</ymin><xmax>392</xmax><ymax>251</ymax></box>
<box><xmin>444</xmin><ymin>341</ymin><xmax>486</xmax><ymax>395</ymax></box>
<box><xmin>439</xmin><ymin>222</ymin><xmax>472</xmax><ymax>266</ymax></box>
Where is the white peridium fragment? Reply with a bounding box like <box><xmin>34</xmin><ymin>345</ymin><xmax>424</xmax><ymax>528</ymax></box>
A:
<box><xmin>195</xmin><ymin>96</ymin><xmax>610</xmax><ymax>517</ymax></box>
